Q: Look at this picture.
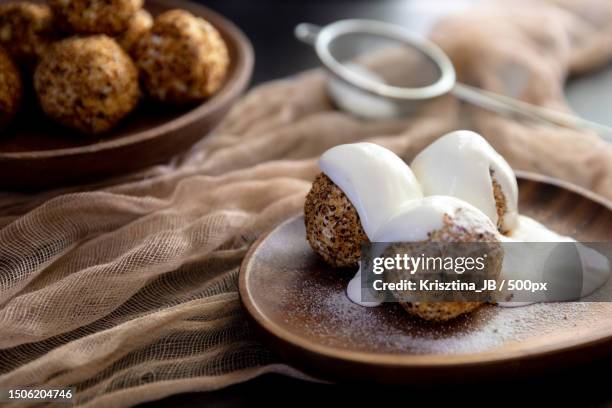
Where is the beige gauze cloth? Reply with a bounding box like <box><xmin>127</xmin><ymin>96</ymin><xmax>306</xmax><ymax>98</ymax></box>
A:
<box><xmin>2</xmin><ymin>0</ymin><xmax>612</xmax><ymax>406</ymax></box>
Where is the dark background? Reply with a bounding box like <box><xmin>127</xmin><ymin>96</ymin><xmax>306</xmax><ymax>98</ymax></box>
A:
<box><xmin>141</xmin><ymin>0</ymin><xmax>612</xmax><ymax>406</ymax></box>
<box><xmin>203</xmin><ymin>0</ymin><xmax>429</xmax><ymax>85</ymax></box>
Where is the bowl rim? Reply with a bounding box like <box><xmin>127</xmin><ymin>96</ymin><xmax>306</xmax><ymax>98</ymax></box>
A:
<box><xmin>239</xmin><ymin>171</ymin><xmax>612</xmax><ymax>372</ymax></box>
<box><xmin>0</xmin><ymin>0</ymin><xmax>254</xmax><ymax>159</ymax></box>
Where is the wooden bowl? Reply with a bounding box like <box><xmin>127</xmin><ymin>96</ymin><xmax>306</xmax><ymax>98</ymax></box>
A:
<box><xmin>0</xmin><ymin>0</ymin><xmax>253</xmax><ymax>190</ymax></box>
<box><xmin>239</xmin><ymin>172</ymin><xmax>612</xmax><ymax>384</ymax></box>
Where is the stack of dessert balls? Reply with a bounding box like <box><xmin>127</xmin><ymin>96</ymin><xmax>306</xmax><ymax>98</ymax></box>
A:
<box><xmin>0</xmin><ymin>0</ymin><xmax>230</xmax><ymax>134</ymax></box>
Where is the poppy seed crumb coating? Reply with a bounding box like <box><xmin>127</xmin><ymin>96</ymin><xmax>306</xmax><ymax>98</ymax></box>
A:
<box><xmin>134</xmin><ymin>9</ymin><xmax>229</xmax><ymax>104</ymax></box>
<box><xmin>490</xmin><ymin>170</ymin><xmax>508</xmax><ymax>233</ymax></box>
<box><xmin>0</xmin><ymin>47</ymin><xmax>21</xmax><ymax>129</ymax></box>
<box><xmin>34</xmin><ymin>35</ymin><xmax>140</xmax><ymax>134</ymax></box>
<box><xmin>401</xmin><ymin>302</ymin><xmax>483</xmax><ymax>321</ymax></box>
<box><xmin>389</xmin><ymin>208</ymin><xmax>502</xmax><ymax>321</ymax></box>
<box><xmin>115</xmin><ymin>9</ymin><xmax>152</xmax><ymax>55</ymax></box>
<box><xmin>0</xmin><ymin>2</ymin><xmax>57</xmax><ymax>64</ymax></box>
<box><xmin>304</xmin><ymin>173</ymin><xmax>368</xmax><ymax>268</ymax></box>
<box><xmin>49</xmin><ymin>0</ymin><xmax>143</xmax><ymax>35</ymax></box>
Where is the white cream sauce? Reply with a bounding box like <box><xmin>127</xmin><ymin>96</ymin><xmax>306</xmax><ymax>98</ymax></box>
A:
<box><xmin>346</xmin><ymin>196</ymin><xmax>495</xmax><ymax>307</ymax></box>
<box><xmin>320</xmin><ymin>143</ymin><xmax>422</xmax><ymax>307</ymax></box>
<box><xmin>346</xmin><ymin>270</ymin><xmax>382</xmax><ymax>308</ymax></box>
<box><xmin>319</xmin><ymin>143</ymin><xmax>423</xmax><ymax>239</ymax></box>
<box><xmin>497</xmin><ymin>216</ymin><xmax>610</xmax><ymax>307</ymax></box>
<box><xmin>411</xmin><ymin>130</ymin><xmax>519</xmax><ymax>232</ymax></box>
<box><xmin>373</xmin><ymin>196</ymin><xmax>494</xmax><ymax>242</ymax></box>
<box><xmin>505</xmin><ymin>215</ymin><xmax>572</xmax><ymax>242</ymax></box>
<box><xmin>319</xmin><ymin>137</ymin><xmax>609</xmax><ymax>309</ymax></box>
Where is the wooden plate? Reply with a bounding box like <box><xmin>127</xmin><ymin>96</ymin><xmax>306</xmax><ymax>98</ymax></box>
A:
<box><xmin>239</xmin><ymin>172</ymin><xmax>612</xmax><ymax>384</ymax></box>
<box><xmin>0</xmin><ymin>0</ymin><xmax>253</xmax><ymax>190</ymax></box>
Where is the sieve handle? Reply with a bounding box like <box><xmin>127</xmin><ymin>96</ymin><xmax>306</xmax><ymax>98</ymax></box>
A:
<box><xmin>453</xmin><ymin>83</ymin><xmax>612</xmax><ymax>142</ymax></box>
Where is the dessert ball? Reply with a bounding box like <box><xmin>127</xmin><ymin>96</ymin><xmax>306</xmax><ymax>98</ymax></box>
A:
<box><xmin>490</xmin><ymin>169</ymin><xmax>508</xmax><ymax>231</ymax></box>
<box><xmin>411</xmin><ymin>130</ymin><xmax>518</xmax><ymax>232</ymax></box>
<box><xmin>412</xmin><ymin>130</ymin><xmax>519</xmax><ymax>233</ymax></box>
<box><xmin>115</xmin><ymin>9</ymin><xmax>152</xmax><ymax>55</ymax></box>
<box><xmin>379</xmin><ymin>196</ymin><xmax>503</xmax><ymax>321</ymax></box>
<box><xmin>402</xmin><ymin>302</ymin><xmax>483</xmax><ymax>322</ymax></box>
<box><xmin>34</xmin><ymin>35</ymin><xmax>140</xmax><ymax>134</ymax></box>
<box><xmin>0</xmin><ymin>47</ymin><xmax>21</xmax><ymax>129</ymax></box>
<box><xmin>49</xmin><ymin>0</ymin><xmax>143</xmax><ymax>35</ymax></box>
<box><xmin>305</xmin><ymin>173</ymin><xmax>368</xmax><ymax>268</ymax></box>
<box><xmin>306</xmin><ymin>143</ymin><xmax>423</xmax><ymax>268</ymax></box>
<box><xmin>0</xmin><ymin>2</ymin><xmax>57</xmax><ymax>64</ymax></box>
<box><xmin>134</xmin><ymin>9</ymin><xmax>230</xmax><ymax>104</ymax></box>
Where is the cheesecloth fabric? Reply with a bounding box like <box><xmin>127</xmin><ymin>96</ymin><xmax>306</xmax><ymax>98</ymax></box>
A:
<box><xmin>2</xmin><ymin>0</ymin><xmax>612</xmax><ymax>406</ymax></box>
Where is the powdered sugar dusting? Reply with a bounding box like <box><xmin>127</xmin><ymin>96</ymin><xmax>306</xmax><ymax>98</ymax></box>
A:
<box><xmin>285</xmin><ymin>266</ymin><xmax>592</xmax><ymax>354</ymax></box>
<box><xmin>252</xmin><ymin>218</ymin><xmax>608</xmax><ymax>357</ymax></box>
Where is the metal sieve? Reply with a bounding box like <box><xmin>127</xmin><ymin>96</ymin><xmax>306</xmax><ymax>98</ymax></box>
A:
<box><xmin>295</xmin><ymin>19</ymin><xmax>612</xmax><ymax>142</ymax></box>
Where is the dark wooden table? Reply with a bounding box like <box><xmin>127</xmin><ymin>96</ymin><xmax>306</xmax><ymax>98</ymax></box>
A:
<box><xmin>141</xmin><ymin>0</ymin><xmax>612</xmax><ymax>406</ymax></box>
<box><xmin>142</xmin><ymin>357</ymin><xmax>612</xmax><ymax>407</ymax></box>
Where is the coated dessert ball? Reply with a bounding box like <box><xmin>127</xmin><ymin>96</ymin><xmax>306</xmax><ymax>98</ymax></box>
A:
<box><xmin>34</xmin><ymin>35</ymin><xmax>140</xmax><ymax>134</ymax></box>
<box><xmin>115</xmin><ymin>9</ymin><xmax>152</xmax><ymax>55</ymax></box>
<box><xmin>304</xmin><ymin>173</ymin><xmax>368</xmax><ymax>268</ymax></box>
<box><xmin>49</xmin><ymin>0</ymin><xmax>143</xmax><ymax>35</ymax></box>
<box><xmin>381</xmin><ymin>197</ymin><xmax>503</xmax><ymax>321</ymax></box>
<box><xmin>401</xmin><ymin>302</ymin><xmax>483</xmax><ymax>322</ymax></box>
<box><xmin>0</xmin><ymin>2</ymin><xmax>57</xmax><ymax>64</ymax></box>
<box><xmin>490</xmin><ymin>170</ymin><xmax>508</xmax><ymax>231</ymax></box>
<box><xmin>411</xmin><ymin>130</ymin><xmax>519</xmax><ymax>234</ymax></box>
<box><xmin>134</xmin><ymin>9</ymin><xmax>230</xmax><ymax>104</ymax></box>
<box><xmin>0</xmin><ymin>47</ymin><xmax>21</xmax><ymax>129</ymax></box>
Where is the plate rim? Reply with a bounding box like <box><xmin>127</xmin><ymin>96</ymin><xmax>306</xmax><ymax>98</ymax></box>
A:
<box><xmin>0</xmin><ymin>0</ymin><xmax>254</xmax><ymax>159</ymax></box>
<box><xmin>239</xmin><ymin>171</ymin><xmax>612</xmax><ymax>370</ymax></box>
